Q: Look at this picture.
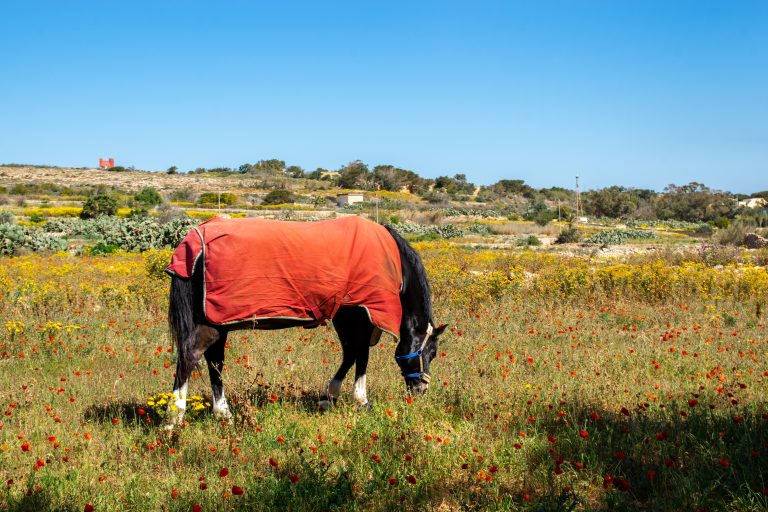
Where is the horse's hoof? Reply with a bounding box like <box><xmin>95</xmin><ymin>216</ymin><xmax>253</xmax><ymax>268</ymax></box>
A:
<box><xmin>317</xmin><ymin>399</ymin><xmax>333</xmax><ymax>412</ymax></box>
<box><xmin>214</xmin><ymin>408</ymin><xmax>233</xmax><ymax>424</ymax></box>
<box><xmin>357</xmin><ymin>401</ymin><xmax>372</xmax><ymax>413</ymax></box>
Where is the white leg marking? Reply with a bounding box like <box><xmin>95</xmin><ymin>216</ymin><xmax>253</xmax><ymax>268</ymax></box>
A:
<box><xmin>212</xmin><ymin>393</ymin><xmax>232</xmax><ymax>421</ymax></box>
<box><xmin>165</xmin><ymin>382</ymin><xmax>188</xmax><ymax>429</ymax></box>
<box><xmin>353</xmin><ymin>374</ymin><xmax>368</xmax><ymax>405</ymax></box>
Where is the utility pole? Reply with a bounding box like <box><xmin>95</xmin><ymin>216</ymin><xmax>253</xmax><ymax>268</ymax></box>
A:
<box><xmin>575</xmin><ymin>176</ymin><xmax>582</xmax><ymax>222</ymax></box>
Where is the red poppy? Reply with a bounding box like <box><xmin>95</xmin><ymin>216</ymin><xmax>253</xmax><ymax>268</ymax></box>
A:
<box><xmin>613</xmin><ymin>477</ymin><xmax>631</xmax><ymax>491</ymax></box>
<box><xmin>289</xmin><ymin>474</ymin><xmax>299</xmax><ymax>484</ymax></box>
<box><xmin>269</xmin><ymin>458</ymin><xmax>278</xmax><ymax>467</ymax></box>
<box><xmin>578</xmin><ymin>430</ymin><xmax>589</xmax><ymax>439</ymax></box>
<box><xmin>231</xmin><ymin>486</ymin><xmax>244</xmax><ymax>496</ymax></box>
<box><xmin>192</xmin><ymin>505</ymin><xmax>202</xmax><ymax>512</ymax></box>
<box><xmin>720</xmin><ymin>459</ymin><xmax>730</xmax><ymax>468</ymax></box>
<box><xmin>388</xmin><ymin>477</ymin><xmax>397</xmax><ymax>486</ymax></box>
<box><xmin>407</xmin><ymin>475</ymin><xmax>417</xmax><ymax>484</ymax></box>
<box><xmin>171</xmin><ymin>488</ymin><xmax>178</xmax><ymax>499</ymax></box>
<box><xmin>111</xmin><ymin>418</ymin><xmax>119</xmax><ymax>425</ymax></box>
<box><xmin>20</xmin><ymin>442</ymin><xmax>30</xmax><ymax>452</ymax></box>
<box><xmin>84</xmin><ymin>505</ymin><xmax>94</xmax><ymax>512</ymax></box>
<box><xmin>276</xmin><ymin>436</ymin><xmax>285</xmax><ymax>443</ymax></box>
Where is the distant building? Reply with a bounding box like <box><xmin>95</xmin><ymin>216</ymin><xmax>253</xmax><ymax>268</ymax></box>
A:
<box><xmin>99</xmin><ymin>158</ymin><xmax>115</xmax><ymax>169</ymax></box>
<box><xmin>337</xmin><ymin>193</ymin><xmax>365</xmax><ymax>207</ymax></box>
<box><xmin>738</xmin><ymin>197</ymin><xmax>767</xmax><ymax>209</ymax></box>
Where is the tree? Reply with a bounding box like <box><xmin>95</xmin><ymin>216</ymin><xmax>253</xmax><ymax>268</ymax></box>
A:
<box><xmin>583</xmin><ymin>186</ymin><xmax>637</xmax><ymax>219</ymax></box>
<box><xmin>166</xmin><ymin>166</ymin><xmax>178</xmax><ymax>174</ymax></box>
<box><xmin>286</xmin><ymin>165</ymin><xmax>305</xmax><ymax>178</ymax></box>
<box><xmin>488</xmin><ymin>179</ymin><xmax>536</xmax><ymax>199</ymax></box>
<box><xmin>262</xmin><ymin>189</ymin><xmax>295</xmax><ymax>205</ymax></box>
<box><xmin>253</xmin><ymin>159</ymin><xmax>286</xmax><ymax>174</ymax></box>
<box><xmin>656</xmin><ymin>182</ymin><xmax>736</xmax><ymax>222</ymax></box>
<box><xmin>338</xmin><ymin>161</ymin><xmax>370</xmax><ymax>189</ymax></box>
<box><xmin>80</xmin><ymin>194</ymin><xmax>118</xmax><ymax>219</ymax></box>
<box><xmin>134</xmin><ymin>187</ymin><xmax>163</xmax><ymax>206</ymax></box>
<box><xmin>431</xmin><ymin>174</ymin><xmax>476</xmax><ymax>199</ymax></box>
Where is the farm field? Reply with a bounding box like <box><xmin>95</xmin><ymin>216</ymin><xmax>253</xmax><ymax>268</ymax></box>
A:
<box><xmin>1</xmin><ymin>246</ymin><xmax>767</xmax><ymax>511</ymax></box>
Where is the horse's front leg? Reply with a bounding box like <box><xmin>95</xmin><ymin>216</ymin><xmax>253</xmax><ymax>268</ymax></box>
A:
<box><xmin>205</xmin><ymin>330</ymin><xmax>232</xmax><ymax>424</ymax></box>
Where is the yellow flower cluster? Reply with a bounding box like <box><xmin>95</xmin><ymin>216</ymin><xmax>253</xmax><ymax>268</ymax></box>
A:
<box><xmin>147</xmin><ymin>392</ymin><xmax>211</xmax><ymax>415</ymax></box>
<box><xmin>418</xmin><ymin>243</ymin><xmax>768</xmax><ymax>308</ymax></box>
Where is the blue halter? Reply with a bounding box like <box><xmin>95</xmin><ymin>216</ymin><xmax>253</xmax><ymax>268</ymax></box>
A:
<box><xmin>395</xmin><ymin>323</ymin><xmax>433</xmax><ymax>382</ymax></box>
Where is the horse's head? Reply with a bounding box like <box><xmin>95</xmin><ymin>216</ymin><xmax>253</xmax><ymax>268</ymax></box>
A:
<box><xmin>395</xmin><ymin>323</ymin><xmax>447</xmax><ymax>395</ymax></box>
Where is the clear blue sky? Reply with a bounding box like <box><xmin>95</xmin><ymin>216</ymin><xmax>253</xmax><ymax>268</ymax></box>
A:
<box><xmin>1</xmin><ymin>1</ymin><xmax>766</xmax><ymax>193</ymax></box>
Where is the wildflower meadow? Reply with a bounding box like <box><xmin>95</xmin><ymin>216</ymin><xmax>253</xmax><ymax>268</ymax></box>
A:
<box><xmin>0</xmin><ymin>246</ymin><xmax>766</xmax><ymax>511</ymax></box>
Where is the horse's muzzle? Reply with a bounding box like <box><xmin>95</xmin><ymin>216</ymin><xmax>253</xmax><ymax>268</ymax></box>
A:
<box><xmin>407</xmin><ymin>379</ymin><xmax>429</xmax><ymax>396</ymax></box>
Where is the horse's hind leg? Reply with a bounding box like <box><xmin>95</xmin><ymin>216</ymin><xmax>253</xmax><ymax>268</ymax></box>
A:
<box><xmin>318</xmin><ymin>324</ymin><xmax>356</xmax><ymax>411</ymax></box>
<box><xmin>167</xmin><ymin>325</ymin><xmax>221</xmax><ymax>429</ymax></box>
<box><xmin>205</xmin><ymin>330</ymin><xmax>232</xmax><ymax>423</ymax></box>
<box><xmin>322</xmin><ymin>307</ymin><xmax>374</xmax><ymax>410</ymax></box>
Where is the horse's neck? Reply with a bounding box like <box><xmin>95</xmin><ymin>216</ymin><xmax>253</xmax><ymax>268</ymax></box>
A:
<box><xmin>400</xmin><ymin>282</ymin><xmax>431</xmax><ymax>334</ymax></box>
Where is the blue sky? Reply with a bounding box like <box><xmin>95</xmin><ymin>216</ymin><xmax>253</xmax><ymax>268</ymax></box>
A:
<box><xmin>1</xmin><ymin>1</ymin><xmax>766</xmax><ymax>193</ymax></box>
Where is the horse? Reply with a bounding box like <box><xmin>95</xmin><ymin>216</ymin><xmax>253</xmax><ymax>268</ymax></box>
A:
<box><xmin>164</xmin><ymin>216</ymin><xmax>446</xmax><ymax>427</ymax></box>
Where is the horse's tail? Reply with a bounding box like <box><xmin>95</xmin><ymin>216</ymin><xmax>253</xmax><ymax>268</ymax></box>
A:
<box><xmin>168</xmin><ymin>274</ymin><xmax>198</xmax><ymax>380</ymax></box>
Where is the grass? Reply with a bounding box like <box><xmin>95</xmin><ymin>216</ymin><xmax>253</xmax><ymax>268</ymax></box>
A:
<box><xmin>0</xmin><ymin>250</ymin><xmax>767</xmax><ymax>511</ymax></box>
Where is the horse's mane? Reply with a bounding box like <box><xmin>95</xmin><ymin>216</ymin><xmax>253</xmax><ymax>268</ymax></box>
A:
<box><xmin>384</xmin><ymin>225</ymin><xmax>433</xmax><ymax>323</ymax></box>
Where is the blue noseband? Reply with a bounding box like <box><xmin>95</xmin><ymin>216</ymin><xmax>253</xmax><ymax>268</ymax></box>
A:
<box><xmin>395</xmin><ymin>323</ymin><xmax>433</xmax><ymax>382</ymax></box>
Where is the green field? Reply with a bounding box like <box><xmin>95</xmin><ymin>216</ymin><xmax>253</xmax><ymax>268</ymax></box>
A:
<box><xmin>1</xmin><ymin>248</ymin><xmax>767</xmax><ymax>511</ymax></box>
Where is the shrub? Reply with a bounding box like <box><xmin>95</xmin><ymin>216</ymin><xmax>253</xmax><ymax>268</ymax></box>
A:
<box><xmin>0</xmin><ymin>224</ymin><xmax>67</xmax><ymax>255</ymax></box>
<box><xmin>517</xmin><ymin>235</ymin><xmax>542</xmax><ymax>246</ymax></box>
<box><xmin>714</xmin><ymin>221</ymin><xmax>749</xmax><ymax>246</ymax></box>
<box><xmin>555</xmin><ymin>226</ymin><xmax>581</xmax><ymax>244</ymax></box>
<box><xmin>89</xmin><ymin>242</ymin><xmax>119</xmax><ymax>255</ymax></box>
<box><xmin>169</xmin><ymin>188</ymin><xmax>196</xmax><ymax>202</ymax></box>
<box><xmin>198</xmin><ymin>192</ymin><xmax>237</xmax><ymax>206</ymax></box>
<box><xmin>134</xmin><ymin>187</ymin><xmax>163</xmax><ymax>206</ymax></box>
<box><xmin>585</xmin><ymin>229</ymin><xmax>658</xmax><ymax>245</ymax></box>
<box><xmin>0</xmin><ymin>210</ymin><xmax>15</xmax><ymax>224</ymax></box>
<box><xmin>262</xmin><ymin>189</ymin><xmax>295</xmax><ymax>205</ymax></box>
<box><xmin>81</xmin><ymin>194</ymin><xmax>118</xmax><ymax>219</ymax></box>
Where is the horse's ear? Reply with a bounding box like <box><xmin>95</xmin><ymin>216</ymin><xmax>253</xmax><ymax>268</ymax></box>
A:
<box><xmin>433</xmin><ymin>323</ymin><xmax>448</xmax><ymax>337</ymax></box>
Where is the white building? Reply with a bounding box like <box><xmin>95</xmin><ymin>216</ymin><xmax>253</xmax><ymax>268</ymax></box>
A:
<box><xmin>738</xmin><ymin>197</ymin><xmax>767</xmax><ymax>209</ymax></box>
<box><xmin>337</xmin><ymin>193</ymin><xmax>365</xmax><ymax>207</ymax></box>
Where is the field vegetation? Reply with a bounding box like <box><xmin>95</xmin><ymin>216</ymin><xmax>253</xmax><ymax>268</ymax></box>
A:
<box><xmin>0</xmin><ymin>243</ymin><xmax>766</xmax><ymax>511</ymax></box>
<box><xmin>0</xmin><ymin>165</ymin><xmax>767</xmax><ymax>510</ymax></box>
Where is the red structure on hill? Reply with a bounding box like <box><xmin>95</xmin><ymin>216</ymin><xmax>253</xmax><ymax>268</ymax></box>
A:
<box><xmin>99</xmin><ymin>158</ymin><xmax>115</xmax><ymax>169</ymax></box>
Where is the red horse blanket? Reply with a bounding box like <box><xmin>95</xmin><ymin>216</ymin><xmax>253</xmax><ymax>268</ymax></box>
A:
<box><xmin>166</xmin><ymin>216</ymin><xmax>403</xmax><ymax>338</ymax></box>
